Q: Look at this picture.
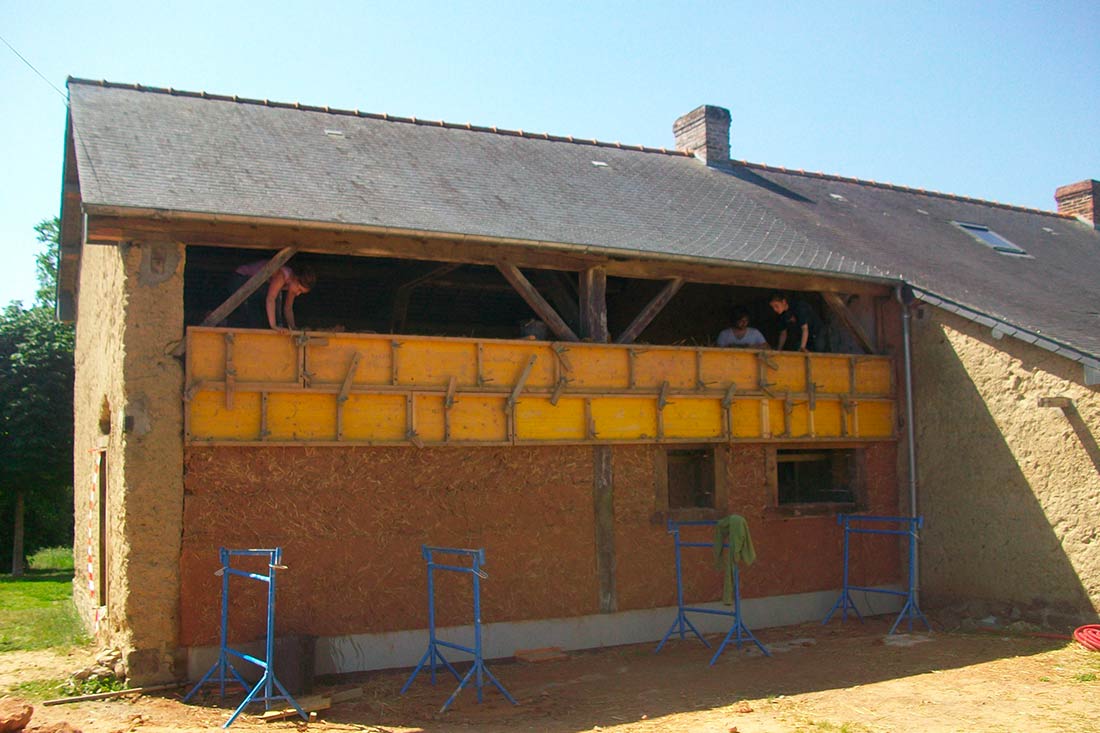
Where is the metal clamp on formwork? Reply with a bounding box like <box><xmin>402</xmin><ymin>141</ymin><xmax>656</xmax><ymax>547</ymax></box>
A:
<box><xmin>400</xmin><ymin>546</ymin><xmax>517</xmax><ymax>713</ymax></box>
<box><xmin>183</xmin><ymin>548</ymin><xmax>306</xmax><ymax>728</ymax></box>
<box><xmin>655</xmin><ymin>519</ymin><xmax>769</xmax><ymax>664</ymax></box>
<box><xmin>822</xmin><ymin>514</ymin><xmax>931</xmax><ymax>634</ymax></box>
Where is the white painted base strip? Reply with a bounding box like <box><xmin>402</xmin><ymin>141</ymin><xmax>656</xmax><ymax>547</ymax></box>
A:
<box><xmin>186</xmin><ymin>585</ymin><xmax>903</xmax><ymax>680</ymax></box>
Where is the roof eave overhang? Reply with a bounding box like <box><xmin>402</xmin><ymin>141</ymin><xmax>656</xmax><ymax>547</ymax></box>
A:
<box><xmin>81</xmin><ymin>202</ymin><xmax>901</xmax><ymax>290</ymax></box>
<box><xmin>912</xmin><ymin>286</ymin><xmax>1100</xmax><ymax>373</ymax></box>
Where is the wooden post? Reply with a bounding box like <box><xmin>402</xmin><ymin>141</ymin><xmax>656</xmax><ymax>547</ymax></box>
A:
<box><xmin>581</xmin><ymin>266</ymin><xmax>615</xmax><ymax>613</ymax></box>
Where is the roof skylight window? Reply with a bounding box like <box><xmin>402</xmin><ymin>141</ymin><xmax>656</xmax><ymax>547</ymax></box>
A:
<box><xmin>953</xmin><ymin>222</ymin><xmax>1029</xmax><ymax>257</ymax></box>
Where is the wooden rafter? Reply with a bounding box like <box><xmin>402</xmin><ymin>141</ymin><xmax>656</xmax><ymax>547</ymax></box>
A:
<box><xmin>496</xmin><ymin>263</ymin><xmax>579</xmax><ymax>342</ymax></box>
<box><xmin>614</xmin><ymin>277</ymin><xmax>684</xmax><ymax>344</ymax></box>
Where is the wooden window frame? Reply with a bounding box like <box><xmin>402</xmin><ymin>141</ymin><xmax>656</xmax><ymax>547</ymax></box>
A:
<box><xmin>764</xmin><ymin>443</ymin><xmax>867</xmax><ymax>519</ymax></box>
<box><xmin>654</xmin><ymin>444</ymin><xmax>729</xmax><ymax>522</ymax></box>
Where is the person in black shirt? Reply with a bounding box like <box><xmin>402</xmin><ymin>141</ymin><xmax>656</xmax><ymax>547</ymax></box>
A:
<box><xmin>769</xmin><ymin>292</ymin><xmax>826</xmax><ymax>352</ymax></box>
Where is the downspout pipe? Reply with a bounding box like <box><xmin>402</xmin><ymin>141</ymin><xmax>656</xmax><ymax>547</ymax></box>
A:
<box><xmin>897</xmin><ymin>284</ymin><xmax>919</xmax><ymax>598</ymax></box>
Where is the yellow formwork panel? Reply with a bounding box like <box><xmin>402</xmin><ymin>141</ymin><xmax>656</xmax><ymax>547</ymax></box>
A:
<box><xmin>633</xmin><ymin>349</ymin><xmax>696</xmax><ymax>389</ymax></box>
<box><xmin>592</xmin><ymin>398</ymin><xmax>658</xmax><ymax>440</ymax></box>
<box><xmin>397</xmin><ymin>340</ymin><xmax>478</xmax><ymax>387</ymax></box>
<box><xmin>268</xmin><ymin>393</ymin><xmax>337</xmax><ymax>441</ymax></box>
<box><xmin>770</xmin><ymin>353</ymin><xmax>808</xmax><ymax>392</ymax></box>
<box><xmin>307</xmin><ymin>337</ymin><xmax>393</xmax><ymax>386</ymax></box>
<box><xmin>232</xmin><ymin>332</ymin><xmax>299</xmax><ymax>383</ymax></box>
<box><xmin>730</xmin><ymin>399</ymin><xmax>764</xmax><ymax>438</ymax></box>
<box><xmin>813</xmin><ymin>400</ymin><xmax>844</xmax><ymax>438</ymax></box>
<box><xmin>664</xmin><ymin>397</ymin><xmax>724</xmax><ymax>439</ymax></box>
<box><xmin>855</xmin><ymin>359</ymin><xmax>892</xmax><ymax>395</ymax></box>
<box><xmin>813</xmin><ymin>355</ymin><xmax>851</xmax><ymax>394</ymax></box>
<box><xmin>516</xmin><ymin>398</ymin><xmax>586</xmax><ymax>441</ymax></box>
<box><xmin>450</xmin><ymin>395</ymin><xmax>507</xmax><ymax>442</ymax></box>
<box><xmin>185</xmin><ymin>328</ymin><xmax>898</xmax><ymax>445</ymax></box>
<box><xmin>699</xmin><ymin>350</ymin><xmax>757</xmax><ymax>390</ymax></box>
<box><xmin>188</xmin><ymin>391</ymin><xmax>262</xmax><ymax>440</ymax></box>
<box><xmin>566</xmin><ymin>345</ymin><xmax>630</xmax><ymax>390</ymax></box>
<box><xmin>188</xmin><ymin>331</ymin><xmax>228</xmax><ymax>382</ymax></box>
<box><xmin>414</xmin><ymin>395</ymin><xmax>446</xmax><ymax>443</ymax></box>
<box><xmin>482</xmin><ymin>343</ymin><xmax>555</xmax><ymax>389</ymax></box>
<box><xmin>855</xmin><ymin>401</ymin><xmax>895</xmax><ymax>438</ymax></box>
<box><xmin>341</xmin><ymin>394</ymin><xmax>407</xmax><ymax>442</ymax></box>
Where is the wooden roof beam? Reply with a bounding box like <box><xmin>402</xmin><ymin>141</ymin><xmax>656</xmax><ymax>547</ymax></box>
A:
<box><xmin>497</xmin><ymin>263</ymin><xmax>579</xmax><ymax>342</ymax></box>
<box><xmin>614</xmin><ymin>277</ymin><xmax>684</xmax><ymax>344</ymax></box>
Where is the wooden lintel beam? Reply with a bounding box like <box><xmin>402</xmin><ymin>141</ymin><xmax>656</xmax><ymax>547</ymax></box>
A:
<box><xmin>822</xmin><ymin>292</ymin><xmax>877</xmax><ymax>354</ymax></box>
<box><xmin>614</xmin><ymin>277</ymin><xmax>684</xmax><ymax>344</ymax></box>
<box><xmin>497</xmin><ymin>263</ymin><xmax>579</xmax><ymax>342</ymax></box>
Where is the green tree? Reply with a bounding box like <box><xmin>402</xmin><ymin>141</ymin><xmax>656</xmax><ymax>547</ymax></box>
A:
<box><xmin>0</xmin><ymin>218</ymin><xmax>74</xmax><ymax>575</ymax></box>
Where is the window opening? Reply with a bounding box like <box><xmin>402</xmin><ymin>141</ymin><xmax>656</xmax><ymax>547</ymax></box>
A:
<box><xmin>776</xmin><ymin>449</ymin><xmax>857</xmax><ymax>505</ymax></box>
<box><xmin>667</xmin><ymin>448</ymin><xmax>716</xmax><ymax>509</ymax></box>
<box><xmin>953</xmin><ymin>222</ymin><xmax>1029</xmax><ymax>257</ymax></box>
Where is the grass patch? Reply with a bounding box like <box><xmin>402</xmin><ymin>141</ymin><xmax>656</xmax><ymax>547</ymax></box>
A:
<box><xmin>8</xmin><ymin>675</ymin><xmax>128</xmax><ymax>702</ymax></box>
<box><xmin>1074</xmin><ymin>672</ymin><xmax>1096</xmax><ymax>682</ymax></box>
<box><xmin>28</xmin><ymin>546</ymin><xmax>75</xmax><ymax>571</ymax></box>
<box><xmin>0</xmin><ymin>569</ymin><xmax>88</xmax><ymax>652</ymax></box>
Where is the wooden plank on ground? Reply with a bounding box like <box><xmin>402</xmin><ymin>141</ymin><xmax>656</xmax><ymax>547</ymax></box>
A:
<box><xmin>261</xmin><ymin>694</ymin><xmax>331</xmax><ymax>722</ymax></box>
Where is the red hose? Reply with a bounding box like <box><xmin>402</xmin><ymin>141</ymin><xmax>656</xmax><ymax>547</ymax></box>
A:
<box><xmin>1074</xmin><ymin>624</ymin><xmax>1100</xmax><ymax>651</ymax></box>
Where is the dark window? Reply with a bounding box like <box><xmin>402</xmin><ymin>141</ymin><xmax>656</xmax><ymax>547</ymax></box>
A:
<box><xmin>776</xmin><ymin>449</ymin><xmax>857</xmax><ymax>505</ymax></box>
<box><xmin>953</xmin><ymin>222</ymin><xmax>1029</xmax><ymax>257</ymax></box>
<box><xmin>667</xmin><ymin>448</ymin><xmax>715</xmax><ymax>509</ymax></box>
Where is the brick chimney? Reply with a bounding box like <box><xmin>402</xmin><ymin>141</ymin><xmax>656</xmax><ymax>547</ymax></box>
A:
<box><xmin>673</xmin><ymin>105</ymin><xmax>730</xmax><ymax>164</ymax></box>
<box><xmin>1054</xmin><ymin>179</ymin><xmax>1099</xmax><ymax>228</ymax></box>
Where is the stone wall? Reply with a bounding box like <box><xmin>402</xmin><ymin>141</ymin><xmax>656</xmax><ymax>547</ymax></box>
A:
<box><xmin>912</xmin><ymin>307</ymin><xmax>1100</xmax><ymax>627</ymax></box>
<box><xmin>72</xmin><ymin>239</ymin><xmax>186</xmax><ymax>683</ymax></box>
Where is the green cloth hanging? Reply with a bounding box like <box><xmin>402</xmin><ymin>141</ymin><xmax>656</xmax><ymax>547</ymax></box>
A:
<box><xmin>713</xmin><ymin>514</ymin><xmax>756</xmax><ymax>605</ymax></box>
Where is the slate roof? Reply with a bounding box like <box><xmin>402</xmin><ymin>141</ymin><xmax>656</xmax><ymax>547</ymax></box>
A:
<box><xmin>63</xmin><ymin>79</ymin><xmax>1100</xmax><ymax>364</ymax></box>
<box><xmin>718</xmin><ymin>162</ymin><xmax>1100</xmax><ymax>364</ymax></box>
<box><xmin>66</xmin><ymin>79</ymin><xmax>885</xmax><ymax>281</ymax></box>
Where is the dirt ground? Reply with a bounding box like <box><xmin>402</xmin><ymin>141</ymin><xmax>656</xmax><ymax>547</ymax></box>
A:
<box><xmin>5</xmin><ymin>617</ymin><xmax>1098</xmax><ymax>733</ymax></box>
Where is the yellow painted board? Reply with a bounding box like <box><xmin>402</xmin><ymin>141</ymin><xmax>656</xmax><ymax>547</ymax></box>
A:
<box><xmin>516</xmin><ymin>397</ymin><xmax>586</xmax><ymax>441</ymax></box>
<box><xmin>813</xmin><ymin>400</ymin><xmax>843</xmax><ymax>437</ymax></box>
<box><xmin>767</xmin><ymin>400</ymin><xmax>786</xmax><ymax>437</ymax></box>
<box><xmin>663</xmin><ymin>397</ymin><xmax>724</xmax><ymax>439</ymax></box>
<box><xmin>730</xmin><ymin>399</ymin><xmax>763</xmax><ymax>438</ymax></box>
<box><xmin>450</xmin><ymin>395</ymin><xmax>507</xmax><ymax>441</ymax></box>
<box><xmin>633</xmin><ymin>349</ymin><xmax>696</xmax><ymax>389</ymax></box>
<box><xmin>306</xmin><ymin>337</ymin><xmax>393</xmax><ymax>385</ymax></box>
<box><xmin>591</xmin><ymin>398</ymin><xmax>657</xmax><ymax>440</ymax></box>
<box><xmin>268</xmin><ymin>393</ymin><xmax>337</xmax><ymax>441</ymax></box>
<box><xmin>856</xmin><ymin>401</ymin><xmax>895</xmax><ymax>437</ymax></box>
<box><xmin>188</xmin><ymin>391</ymin><xmax>262</xmax><ymax>440</ymax></box>
<box><xmin>415</xmin><ymin>395</ymin><xmax>446</xmax><ymax>443</ymax></box>
<box><xmin>188</xmin><ymin>331</ymin><xmax>228</xmax><ymax>381</ymax></box>
<box><xmin>790</xmin><ymin>402</ymin><xmax>811</xmax><ymax>438</ymax></box>
<box><xmin>482</xmin><ymin>343</ymin><xmax>555</xmax><ymax>389</ymax></box>
<box><xmin>567</xmin><ymin>345</ymin><xmax>631</xmax><ymax>390</ymax></box>
<box><xmin>700</xmin><ymin>350</ymin><xmax>757</xmax><ymax>391</ymax></box>
<box><xmin>856</xmin><ymin>359</ymin><xmax>893</xmax><ymax>395</ymax></box>
<box><xmin>813</xmin><ymin>355</ymin><xmax>851</xmax><ymax>394</ymax></box>
<box><xmin>770</xmin><ymin>353</ymin><xmax>807</xmax><ymax>392</ymax></box>
<box><xmin>341</xmin><ymin>394</ymin><xmax>406</xmax><ymax>441</ymax></box>
<box><xmin>396</xmin><ymin>340</ymin><xmax>478</xmax><ymax>387</ymax></box>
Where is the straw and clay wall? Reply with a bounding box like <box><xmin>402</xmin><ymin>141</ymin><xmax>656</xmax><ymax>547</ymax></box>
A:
<box><xmin>913</xmin><ymin>308</ymin><xmax>1100</xmax><ymax>626</ymax></box>
<box><xmin>72</xmin><ymin>239</ymin><xmax>186</xmax><ymax>682</ymax></box>
<box><xmin>179</xmin><ymin>441</ymin><xmax>900</xmax><ymax>649</ymax></box>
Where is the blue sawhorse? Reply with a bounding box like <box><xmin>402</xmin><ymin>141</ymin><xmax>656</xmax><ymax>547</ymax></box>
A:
<box><xmin>655</xmin><ymin>519</ymin><xmax>769</xmax><ymax>664</ymax></box>
<box><xmin>400</xmin><ymin>546</ymin><xmax>517</xmax><ymax>713</ymax></box>
<box><xmin>183</xmin><ymin>548</ymin><xmax>306</xmax><ymax>728</ymax></box>
<box><xmin>823</xmin><ymin>514</ymin><xmax>931</xmax><ymax>634</ymax></box>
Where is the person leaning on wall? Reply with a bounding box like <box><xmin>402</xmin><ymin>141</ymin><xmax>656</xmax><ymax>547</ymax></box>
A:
<box><xmin>228</xmin><ymin>261</ymin><xmax>316</xmax><ymax>332</ymax></box>
<box><xmin>769</xmin><ymin>292</ymin><xmax>826</xmax><ymax>352</ymax></box>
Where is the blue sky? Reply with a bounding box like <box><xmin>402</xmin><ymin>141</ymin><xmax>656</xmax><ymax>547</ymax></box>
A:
<box><xmin>2</xmin><ymin>1</ymin><xmax>1098</xmax><ymax>307</ymax></box>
